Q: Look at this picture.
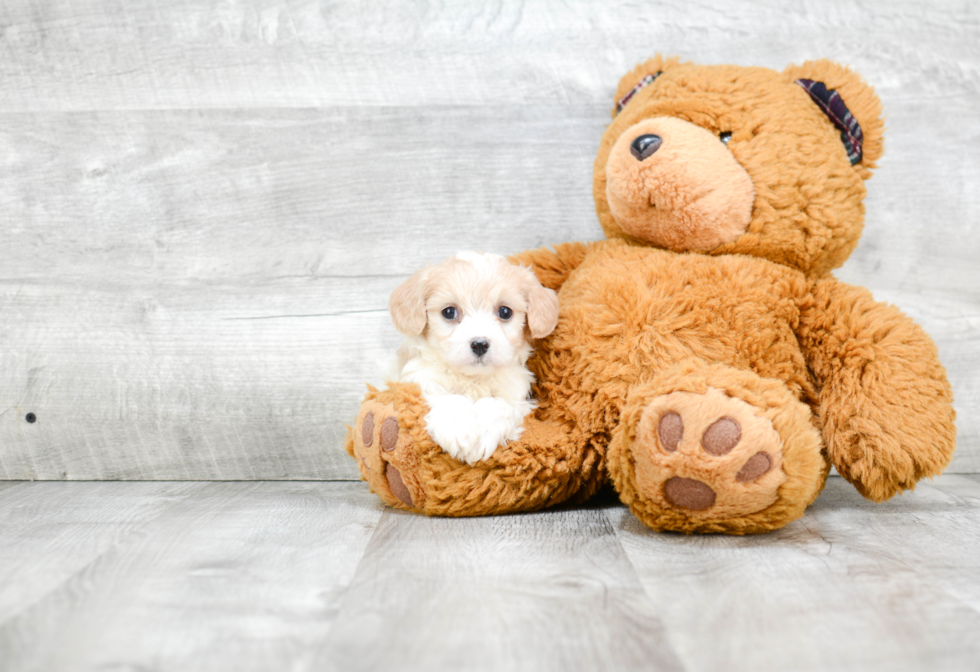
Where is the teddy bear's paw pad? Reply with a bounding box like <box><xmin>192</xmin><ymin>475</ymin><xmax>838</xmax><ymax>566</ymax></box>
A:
<box><xmin>353</xmin><ymin>401</ymin><xmax>417</xmax><ymax>509</ymax></box>
<box><xmin>634</xmin><ymin>387</ymin><xmax>787</xmax><ymax>519</ymax></box>
<box><xmin>353</xmin><ymin>403</ymin><xmax>386</xmax><ymax>476</ymax></box>
<box><xmin>662</xmin><ymin>477</ymin><xmax>716</xmax><ymax>510</ymax></box>
<box><xmin>385</xmin><ymin>463</ymin><xmax>414</xmax><ymax>507</ymax></box>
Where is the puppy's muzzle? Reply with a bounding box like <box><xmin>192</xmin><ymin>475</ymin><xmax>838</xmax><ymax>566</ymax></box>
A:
<box><xmin>470</xmin><ymin>338</ymin><xmax>490</xmax><ymax>357</ymax></box>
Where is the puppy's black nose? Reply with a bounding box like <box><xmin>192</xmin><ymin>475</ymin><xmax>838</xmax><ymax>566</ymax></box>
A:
<box><xmin>470</xmin><ymin>338</ymin><xmax>489</xmax><ymax>357</ymax></box>
<box><xmin>630</xmin><ymin>134</ymin><xmax>662</xmax><ymax>161</ymax></box>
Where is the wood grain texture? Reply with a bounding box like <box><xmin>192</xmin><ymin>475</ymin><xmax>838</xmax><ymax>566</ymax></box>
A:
<box><xmin>0</xmin><ymin>0</ymin><xmax>976</xmax><ymax>111</ymax></box>
<box><xmin>612</xmin><ymin>476</ymin><xmax>980</xmax><ymax>672</ymax></box>
<box><xmin>314</xmin><ymin>507</ymin><xmax>683</xmax><ymax>672</ymax></box>
<box><xmin>0</xmin><ymin>0</ymin><xmax>977</xmax><ymax>479</ymax></box>
<box><xmin>0</xmin><ymin>477</ymin><xmax>979</xmax><ymax>671</ymax></box>
<box><xmin>0</xmin><ymin>482</ymin><xmax>385</xmax><ymax>671</ymax></box>
<box><xmin>0</xmin><ymin>481</ymin><xmax>207</xmax><ymax>623</ymax></box>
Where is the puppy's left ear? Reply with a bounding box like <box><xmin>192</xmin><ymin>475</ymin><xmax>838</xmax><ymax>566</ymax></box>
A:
<box><xmin>524</xmin><ymin>271</ymin><xmax>560</xmax><ymax>339</ymax></box>
<box><xmin>389</xmin><ymin>267</ymin><xmax>430</xmax><ymax>335</ymax></box>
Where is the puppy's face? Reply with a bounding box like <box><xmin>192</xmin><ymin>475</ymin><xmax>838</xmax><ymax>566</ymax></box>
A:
<box><xmin>424</xmin><ymin>254</ymin><xmax>530</xmax><ymax>374</ymax></box>
<box><xmin>390</xmin><ymin>252</ymin><xmax>560</xmax><ymax>376</ymax></box>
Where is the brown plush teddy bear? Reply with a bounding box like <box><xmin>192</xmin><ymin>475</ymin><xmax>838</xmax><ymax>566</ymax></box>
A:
<box><xmin>346</xmin><ymin>56</ymin><xmax>957</xmax><ymax>534</ymax></box>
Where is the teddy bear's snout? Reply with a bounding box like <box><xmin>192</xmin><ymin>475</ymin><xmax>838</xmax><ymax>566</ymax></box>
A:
<box><xmin>604</xmin><ymin>116</ymin><xmax>756</xmax><ymax>252</ymax></box>
<box><xmin>630</xmin><ymin>134</ymin><xmax>662</xmax><ymax>161</ymax></box>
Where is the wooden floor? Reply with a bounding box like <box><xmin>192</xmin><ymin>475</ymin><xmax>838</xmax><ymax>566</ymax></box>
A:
<box><xmin>1</xmin><ymin>476</ymin><xmax>979</xmax><ymax>672</ymax></box>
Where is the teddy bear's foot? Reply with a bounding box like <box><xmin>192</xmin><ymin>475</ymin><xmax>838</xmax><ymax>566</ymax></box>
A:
<box><xmin>635</xmin><ymin>388</ymin><xmax>787</xmax><ymax>516</ymax></box>
<box><xmin>609</xmin><ymin>364</ymin><xmax>828</xmax><ymax>534</ymax></box>
<box><xmin>349</xmin><ymin>397</ymin><xmax>424</xmax><ymax>512</ymax></box>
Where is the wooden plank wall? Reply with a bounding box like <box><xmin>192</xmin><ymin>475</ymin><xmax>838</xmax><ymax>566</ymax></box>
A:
<box><xmin>1</xmin><ymin>0</ymin><xmax>977</xmax><ymax>480</ymax></box>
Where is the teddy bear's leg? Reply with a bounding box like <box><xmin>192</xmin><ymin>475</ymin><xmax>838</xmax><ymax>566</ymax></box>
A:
<box><xmin>797</xmin><ymin>278</ymin><xmax>957</xmax><ymax>502</ymax></box>
<box><xmin>607</xmin><ymin>362</ymin><xmax>829</xmax><ymax>534</ymax></box>
<box><xmin>346</xmin><ymin>382</ymin><xmax>603</xmax><ymax>516</ymax></box>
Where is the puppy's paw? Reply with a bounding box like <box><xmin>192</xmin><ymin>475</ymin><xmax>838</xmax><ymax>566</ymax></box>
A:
<box><xmin>469</xmin><ymin>397</ymin><xmax>533</xmax><ymax>462</ymax></box>
<box><xmin>474</xmin><ymin>397</ymin><xmax>533</xmax><ymax>438</ymax></box>
<box><xmin>449</xmin><ymin>427</ymin><xmax>484</xmax><ymax>464</ymax></box>
<box><xmin>424</xmin><ymin>394</ymin><xmax>482</xmax><ymax>463</ymax></box>
<box><xmin>455</xmin><ymin>439</ymin><xmax>491</xmax><ymax>465</ymax></box>
<box><xmin>425</xmin><ymin>395</ymin><xmax>534</xmax><ymax>465</ymax></box>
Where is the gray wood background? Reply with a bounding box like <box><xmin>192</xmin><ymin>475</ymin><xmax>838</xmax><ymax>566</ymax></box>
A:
<box><xmin>1</xmin><ymin>0</ymin><xmax>978</xmax><ymax>481</ymax></box>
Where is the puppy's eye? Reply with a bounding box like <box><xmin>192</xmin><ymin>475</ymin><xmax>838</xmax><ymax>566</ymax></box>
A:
<box><xmin>720</xmin><ymin>131</ymin><xmax>732</xmax><ymax>145</ymax></box>
<box><xmin>441</xmin><ymin>307</ymin><xmax>457</xmax><ymax>320</ymax></box>
<box><xmin>498</xmin><ymin>306</ymin><xmax>513</xmax><ymax>320</ymax></box>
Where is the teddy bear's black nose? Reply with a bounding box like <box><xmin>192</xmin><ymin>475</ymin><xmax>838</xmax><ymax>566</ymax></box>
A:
<box><xmin>630</xmin><ymin>134</ymin><xmax>662</xmax><ymax>161</ymax></box>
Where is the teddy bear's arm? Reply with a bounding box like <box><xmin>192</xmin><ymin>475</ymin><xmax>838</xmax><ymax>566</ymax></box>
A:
<box><xmin>348</xmin><ymin>382</ymin><xmax>604</xmax><ymax>516</ymax></box>
<box><xmin>508</xmin><ymin>241</ymin><xmax>597</xmax><ymax>292</ymax></box>
<box><xmin>796</xmin><ymin>278</ymin><xmax>956</xmax><ymax>502</ymax></box>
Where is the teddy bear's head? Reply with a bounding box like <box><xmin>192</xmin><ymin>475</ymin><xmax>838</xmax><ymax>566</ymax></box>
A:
<box><xmin>594</xmin><ymin>56</ymin><xmax>884</xmax><ymax>276</ymax></box>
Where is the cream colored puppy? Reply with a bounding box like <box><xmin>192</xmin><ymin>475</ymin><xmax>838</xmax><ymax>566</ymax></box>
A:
<box><xmin>389</xmin><ymin>251</ymin><xmax>560</xmax><ymax>464</ymax></box>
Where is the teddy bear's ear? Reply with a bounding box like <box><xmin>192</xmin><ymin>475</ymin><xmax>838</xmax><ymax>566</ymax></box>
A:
<box><xmin>783</xmin><ymin>60</ymin><xmax>884</xmax><ymax>176</ymax></box>
<box><xmin>611</xmin><ymin>54</ymin><xmax>683</xmax><ymax>118</ymax></box>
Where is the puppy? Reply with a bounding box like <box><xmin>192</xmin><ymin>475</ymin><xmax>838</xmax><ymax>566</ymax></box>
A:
<box><xmin>389</xmin><ymin>251</ymin><xmax>559</xmax><ymax>464</ymax></box>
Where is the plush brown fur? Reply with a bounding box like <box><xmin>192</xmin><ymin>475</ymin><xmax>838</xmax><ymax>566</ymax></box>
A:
<box><xmin>347</xmin><ymin>56</ymin><xmax>956</xmax><ymax>534</ymax></box>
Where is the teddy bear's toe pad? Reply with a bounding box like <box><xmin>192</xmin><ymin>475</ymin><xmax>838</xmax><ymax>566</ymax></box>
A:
<box><xmin>663</xmin><ymin>477</ymin><xmax>716</xmax><ymax>510</ymax></box>
<box><xmin>353</xmin><ymin>401</ymin><xmax>419</xmax><ymax>510</ymax></box>
<box><xmin>380</xmin><ymin>417</ymin><xmax>399</xmax><ymax>452</ymax></box>
<box><xmin>385</xmin><ymin>463</ymin><xmax>414</xmax><ymax>506</ymax></box>
<box><xmin>635</xmin><ymin>387</ymin><xmax>787</xmax><ymax>519</ymax></box>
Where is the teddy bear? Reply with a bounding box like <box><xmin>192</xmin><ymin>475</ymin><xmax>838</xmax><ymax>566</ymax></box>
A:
<box><xmin>346</xmin><ymin>55</ymin><xmax>957</xmax><ymax>534</ymax></box>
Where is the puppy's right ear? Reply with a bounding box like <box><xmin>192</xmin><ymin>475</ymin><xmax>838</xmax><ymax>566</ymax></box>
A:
<box><xmin>389</xmin><ymin>268</ymin><xmax>430</xmax><ymax>335</ymax></box>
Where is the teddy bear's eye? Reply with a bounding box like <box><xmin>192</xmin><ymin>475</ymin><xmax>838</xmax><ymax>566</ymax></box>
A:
<box><xmin>720</xmin><ymin>131</ymin><xmax>733</xmax><ymax>145</ymax></box>
<box><xmin>441</xmin><ymin>307</ymin><xmax>458</xmax><ymax>320</ymax></box>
